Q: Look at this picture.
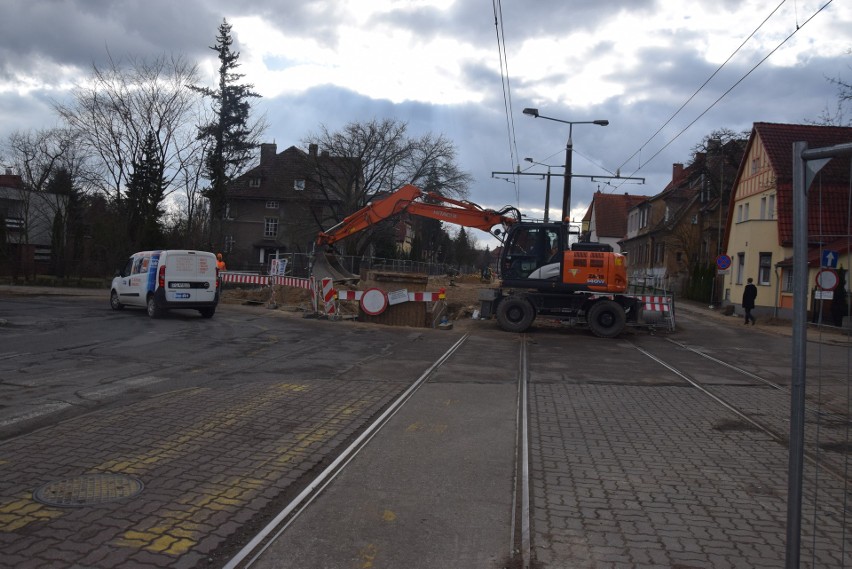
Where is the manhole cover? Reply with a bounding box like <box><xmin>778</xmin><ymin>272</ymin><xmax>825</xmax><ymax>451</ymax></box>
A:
<box><xmin>33</xmin><ymin>474</ymin><xmax>143</xmax><ymax>507</ymax></box>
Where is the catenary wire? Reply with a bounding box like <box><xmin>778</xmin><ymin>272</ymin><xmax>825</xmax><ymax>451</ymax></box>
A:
<box><xmin>493</xmin><ymin>0</ymin><xmax>521</xmax><ymax>204</ymax></box>
<box><xmin>613</xmin><ymin>0</ymin><xmax>833</xmax><ymax>191</ymax></box>
<box><xmin>614</xmin><ymin>0</ymin><xmax>789</xmax><ymax>176</ymax></box>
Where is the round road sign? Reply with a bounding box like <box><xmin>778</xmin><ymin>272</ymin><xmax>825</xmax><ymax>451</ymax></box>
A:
<box><xmin>816</xmin><ymin>268</ymin><xmax>839</xmax><ymax>291</ymax></box>
<box><xmin>360</xmin><ymin>288</ymin><xmax>389</xmax><ymax>315</ymax></box>
<box><xmin>715</xmin><ymin>254</ymin><xmax>732</xmax><ymax>270</ymax></box>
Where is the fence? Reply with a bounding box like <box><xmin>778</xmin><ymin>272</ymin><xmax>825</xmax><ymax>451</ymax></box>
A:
<box><xmin>229</xmin><ymin>253</ymin><xmax>478</xmax><ymax>279</ymax></box>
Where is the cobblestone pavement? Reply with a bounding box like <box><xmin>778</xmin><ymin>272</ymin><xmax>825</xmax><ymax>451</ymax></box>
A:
<box><xmin>528</xmin><ymin>382</ymin><xmax>850</xmax><ymax>568</ymax></box>
<box><xmin>0</xmin><ymin>378</ymin><xmax>413</xmax><ymax>568</ymax></box>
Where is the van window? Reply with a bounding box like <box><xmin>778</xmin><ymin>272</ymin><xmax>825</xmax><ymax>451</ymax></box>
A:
<box><xmin>132</xmin><ymin>257</ymin><xmax>144</xmax><ymax>275</ymax></box>
<box><xmin>123</xmin><ymin>258</ymin><xmax>134</xmax><ymax>277</ymax></box>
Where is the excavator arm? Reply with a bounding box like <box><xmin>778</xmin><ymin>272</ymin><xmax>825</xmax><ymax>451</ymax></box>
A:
<box><xmin>316</xmin><ymin>183</ymin><xmax>520</xmax><ymax>247</ymax></box>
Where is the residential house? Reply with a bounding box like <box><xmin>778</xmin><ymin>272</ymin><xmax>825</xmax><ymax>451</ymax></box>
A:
<box><xmin>580</xmin><ymin>191</ymin><xmax>650</xmax><ymax>252</ymax></box>
<box><xmin>621</xmin><ymin>139</ymin><xmax>744</xmax><ymax>296</ymax></box>
<box><xmin>223</xmin><ymin>143</ymin><xmax>359</xmax><ymax>272</ymax></box>
<box><xmin>723</xmin><ymin>122</ymin><xmax>852</xmax><ymax>320</ymax></box>
<box><xmin>0</xmin><ymin>170</ymin><xmax>67</xmax><ymax>275</ymax></box>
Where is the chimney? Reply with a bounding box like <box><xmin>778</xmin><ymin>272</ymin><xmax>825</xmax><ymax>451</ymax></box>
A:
<box><xmin>309</xmin><ymin>143</ymin><xmax>318</xmax><ymax>158</ymax></box>
<box><xmin>260</xmin><ymin>143</ymin><xmax>277</xmax><ymax>166</ymax></box>
<box><xmin>672</xmin><ymin>163</ymin><xmax>684</xmax><ymax>180</ymax></box>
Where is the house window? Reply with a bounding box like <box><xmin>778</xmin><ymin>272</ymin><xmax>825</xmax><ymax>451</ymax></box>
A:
<box><xmin>224</xmin><ymin>203</ymin><xmax>233</xmax><ymax>220</ymax></box>
<box><xmin>768</xmin><ymin>194</ymin><xmax>775</xmax><ymax>219</ymax></box>
<box><xmin>224</xmin><ymin>235</ymin><xmax>235</xmax><ymax>253</ymax></box>
<box><xmin>264</xmin><ymin>217</ymin><xmax>278</xmax><ymax>238</ymax></box>
<box><xmin>736</xmin><ymin>253</ymin><xmax>745</xmax><ymax>285</ymax></box>
<box><xmin>744</xmin><ymin>202</ymin><xmax>749</xmax><ymax>220</ymax></box>
<box><xmin>751</xmin><ymin>158</ymin><xmax>760</xmax><ymax>175</ymax></box>
<box><xmin>265</xmin><ymin>200</ymin><xmax>279</xmax><ymax>209</ymax></box>
<box><xmin>737</xmin><ymin>204</ymin><xmax>743</xmax><ymax>223</ymax></box>
<box><xmin>758</xmin><ymin>253</ymin><xmax>771</xmax><ymax>285</ymax></box>
<box><xmin>783</xmin><ymin>268</ymin><xmax>793</xmax><ymax>292</ymax></box>
<box><xmin>654</xmin><ymin>242</ymin><xmax>665</xmax><ymax>264</ymax></box>
<box><xmin>760</xmin><ymin>197</ymin><xmax>767</xmax><ymax>219</ymax></box>
<box><xmin>294</xmin><ymin>179</ymin><xmax>305</xmax><ymax>191</ymax></box>
<box><xmin>249</xmin><ymin>177</ymin><xmax>261</xmax><ymax>188</ymax></box>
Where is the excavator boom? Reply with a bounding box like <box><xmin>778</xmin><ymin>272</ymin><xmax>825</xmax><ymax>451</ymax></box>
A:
<box><xmin>316</xmin><ymin>184</ymin><xmax>519</xmax><ymax>247</ymax></box>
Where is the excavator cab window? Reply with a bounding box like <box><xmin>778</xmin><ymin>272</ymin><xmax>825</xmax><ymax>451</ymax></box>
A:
<box><xmin>502</xmin><ymin>226</ymin><xmax>562</xmax><ymax>280</ymax></box>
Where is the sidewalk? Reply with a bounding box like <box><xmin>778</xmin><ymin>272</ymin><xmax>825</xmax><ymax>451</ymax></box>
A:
<box><xmin>674</xmin><ymin>298</ymin><xmax>852</xmax><ymax>345</ymax></box>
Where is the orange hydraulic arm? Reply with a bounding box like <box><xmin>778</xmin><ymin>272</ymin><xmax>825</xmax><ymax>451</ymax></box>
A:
<box><xmin>316</xmin><ymin>183</ymin><xmax>520</xmax><ymax>247</ymax></box>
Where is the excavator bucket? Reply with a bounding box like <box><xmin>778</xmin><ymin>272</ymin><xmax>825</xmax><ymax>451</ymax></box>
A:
<box><xmin>311</xmin><ymin>249</ymin><xmax>360</xmax><ymax>283</ymax></box>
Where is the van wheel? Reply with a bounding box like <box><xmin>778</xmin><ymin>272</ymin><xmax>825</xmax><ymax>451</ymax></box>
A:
<box><xmin>110</xmin><ymin>290</ymin><xmax>124</xmax><ymax>311</ymax></box>
<box><xmin>587</xmin><ymin>300</ymin><xmax>626</xmax><ymax>338</ymax></box>
<box><xmin>496</xmin><ymin>296</ymin><xmax>535</xmax><ymax>333</ymax></box>
<box><xmin>199</xmin><ymin>307</ymin><xmax>215</xmax><ymax>319</ymax></box>
<box><xmin>147</xmin><ymin>295</ymin><xmax>163</xmax><ymax>319</ymax></box>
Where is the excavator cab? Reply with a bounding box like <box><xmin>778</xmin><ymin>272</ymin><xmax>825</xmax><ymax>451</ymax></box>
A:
<box><xmin>500</xmin><ymin>223</ymin><xmax>628</xmax><ymax>294</ymax></box>
<box><xmin>500</xmin><ymin>223</ymin><xmax>564</xmax><ymax>283</ymax></box>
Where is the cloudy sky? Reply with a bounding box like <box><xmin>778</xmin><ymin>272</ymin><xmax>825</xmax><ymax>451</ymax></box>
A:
<box><xmin>1</xmin><ymin>0</ymin><xmax>850</xmax><ymax>244</ymax></box>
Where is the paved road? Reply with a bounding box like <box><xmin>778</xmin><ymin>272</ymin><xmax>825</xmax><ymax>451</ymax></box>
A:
<box><xmin>0</xmin><ymin>288</ymin><xmax>849</xmax><ymax>568</ymax></box>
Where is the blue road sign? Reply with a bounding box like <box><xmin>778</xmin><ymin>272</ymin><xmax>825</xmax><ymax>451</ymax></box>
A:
<box><xmin>716</xmin><ymin>254</ymin><xmax>732</xmax><ymax>270</ymax></box>
<box><xmin>822</xmin><ymin>250</ymin><xmax>839</xmax><ymax>268</ymax></box>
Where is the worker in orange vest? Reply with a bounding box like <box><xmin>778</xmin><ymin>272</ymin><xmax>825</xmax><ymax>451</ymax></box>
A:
<box><xmin>216</xmin><ymin>253</ymin><xmax>226</xmax><ymax>271</ymax></box>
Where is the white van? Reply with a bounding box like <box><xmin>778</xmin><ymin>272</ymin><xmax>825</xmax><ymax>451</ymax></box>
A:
<box><xmin>110</xmin><ymin>250</ymin><xmax>220</xmax><ymax>318</ymax></box>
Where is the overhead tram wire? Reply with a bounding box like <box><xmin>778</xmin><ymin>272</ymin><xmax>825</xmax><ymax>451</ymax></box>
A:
<box><xmin>493</xmin><ymin>0</ymin><xmax>521</xmax><ymax>204</ymax></box>
<box><xmin>611</xmin><ymin>0</ymin><xmax>834</xmax><ymax>195</ymax></box>
<box><xmin>614</xmin><ymin>0</ymin><xmax>789</xmax><ymax>178</ymax></box>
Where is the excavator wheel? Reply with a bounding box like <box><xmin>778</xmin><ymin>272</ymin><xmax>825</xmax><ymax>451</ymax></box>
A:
<box><xmin>586</xmin><ymin>300</ymin><xmax>627</xmax><ymax>338</ymax></box>
<box><xmin>496</xmin><ymin>296</ymin><xmax>536</xmax><ymax>333</ymax></box>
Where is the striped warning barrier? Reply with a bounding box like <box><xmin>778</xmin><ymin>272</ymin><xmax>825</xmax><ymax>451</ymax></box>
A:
<box><xmin>272</xmin><ymin>275</ymin><xmax>313</xmax><ymax>290</ymax></box>
<box><xmin>321</xmin><ymin>278</ymin><xmax>336</xmax><ymax>315</ymax></box>
<box><xmin>637</xmin><ymin>295</ymin><xmax>671</xmax><ymax>312</ymax></box>
<box><xmin>336</xmin><ymin>290</ymin><xmax>445</xmax><ymax>303</ymax></box>
<box><xmin>220</xmin><ymin>272</ymin><xmax>269</xmax><ymax>285</ymax></box>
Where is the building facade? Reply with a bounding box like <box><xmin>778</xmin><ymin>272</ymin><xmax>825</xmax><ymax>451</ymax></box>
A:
<box><xmin>222</xmin><ymin>143</ymin><xmax>360</xmax><ymax>272</ymax></box>
<box><xmin>723</xmin><ymin>122</ymin><xmax>852</xmax><ymax>319</ymax></box>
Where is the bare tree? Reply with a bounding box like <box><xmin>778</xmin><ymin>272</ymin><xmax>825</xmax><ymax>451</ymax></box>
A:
<box><xmin>303</xmin><ymin>118</ymin><xmax>473</xmax><ymax>254</ymax></box>
<box><xmin>1</xmin><ymin>128</ymin><xmax>87</xmax><ymax>276</ymax></box>
<box><xmin>54</xmin><ymin>52</ymin><xmax>203</xmax><ymax>205</ymax></box>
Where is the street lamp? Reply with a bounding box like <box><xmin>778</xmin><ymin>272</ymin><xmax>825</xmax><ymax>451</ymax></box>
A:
<box><xmin>524</xmin><ymin>157</ymin><xmax>561</xmax><ymax>222</ymax></box>
<box><xmin>523</xmin><ymin>108</ymin><xmax>608</xmax><ymax>223</ymax></box>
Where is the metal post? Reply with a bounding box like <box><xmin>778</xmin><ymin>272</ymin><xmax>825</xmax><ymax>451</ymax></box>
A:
<box><xmin>544</xmin><ymin>168</ymin><xmax>551</xmax><ymax>223</ymax></box>
<box><xmin>562</xmin><ymin>125</ymin><xmax>573</xmax><ymax>223</ymax></box>
<box><xmin>786</xmin><ymin>141</ymin><xmax>808</xmax><ymax>569</ymax></box>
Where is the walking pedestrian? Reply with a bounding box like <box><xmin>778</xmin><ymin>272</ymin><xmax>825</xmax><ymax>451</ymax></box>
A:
<box><xmin>742</xmin><ymin>277</ymin><xmax>757</xmax><ymax>325</ymax></box>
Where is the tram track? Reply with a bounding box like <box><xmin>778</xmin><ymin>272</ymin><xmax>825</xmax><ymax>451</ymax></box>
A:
<box><xmin>628</xmin><ymin>337</ymin><xmax>852</xmax><ymax>486</ymax></box>
<box><xmin>225</xmin><ymin>331</ymin><xmax>535</xmax><ymax>569</ymax></box>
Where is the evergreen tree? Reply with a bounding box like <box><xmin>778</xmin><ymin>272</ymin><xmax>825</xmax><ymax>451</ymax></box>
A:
<box><xmin>192</xmin><ymin>19</ymin><xmax>263</xmax><ymax>222</ymax></box>
<box><xmin>126</xmin><ymin>131</ymin><xmax>165</xmax><ymax>250</ymax></box>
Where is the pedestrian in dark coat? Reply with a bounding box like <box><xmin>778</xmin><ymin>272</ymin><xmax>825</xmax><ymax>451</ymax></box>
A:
<box><xmin>742</xmin><ymin>278</ymin><xmax>757</xmax><ymax>325</ymax></box>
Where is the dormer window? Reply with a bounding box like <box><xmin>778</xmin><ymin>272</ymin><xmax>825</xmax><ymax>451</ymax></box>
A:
<box><xmin>294</xmin><ymin>179</ymin><xmax>305</xmax><ymax>191</ymax></box>
<box><xmin>249</xmin><ymin>177</ymin><xmax>261</xmax><ymax>188</ymax></box>
<box><xmin>266</xmin><ymin>201</ymin><xmax>279</xmax><ymax>209</ymax></box>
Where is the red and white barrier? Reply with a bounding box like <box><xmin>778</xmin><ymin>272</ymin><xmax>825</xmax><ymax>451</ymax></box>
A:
<box><xmin>272</xmin><ymin>275</ymin><xmax>313</xmax><ymax>290</ymax></box>
<box><xmin>220</xmin><ymin>272</ymin><xmax>269</xmax><ymax>285</ymax></box>
<box><xmin>637</xmin><ymin>295</ymin><xmax>671</xmax><ymax>312</ymax></box>
<box><xmin>337</xmin><ymin>290</ymin><xmax>445</xmax><ymax>303</ymax></box>
<box><xmin>321</xmin><ymin>278</ymin><xmax>336</xmax><ymax>315</ymax></box>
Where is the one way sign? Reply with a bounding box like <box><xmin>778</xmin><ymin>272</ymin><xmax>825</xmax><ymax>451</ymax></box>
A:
<box><xmin>822</xmin><ymin>250</ymin><xmax>839</xmax><ymax>268</ymax></box>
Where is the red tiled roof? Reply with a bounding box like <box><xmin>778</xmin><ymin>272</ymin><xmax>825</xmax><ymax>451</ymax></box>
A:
<box><xmin>0</xmin><ymin>174</ymin><xmax>23</xmax><ymax>189</ymax></box>
<box><xmin>755</xmin><ymin>123</ymin><xmax>852</xmax><ymax>246</ymax></box>
<box><xmin>588</xmin><ymin>192</ymin><xmax>651</xmax><ymax>238</ymax></box>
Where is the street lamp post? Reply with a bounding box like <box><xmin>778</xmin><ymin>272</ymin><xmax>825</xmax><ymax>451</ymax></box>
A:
<box><xmin>522</xmin><ymin>108</ymin><xmax>608</xmax><ymax>223</ymax></box>
<box><xmin>524</xmin><ymin>157</ymin><xmax>560</xmax><ymax>222</ymax></box>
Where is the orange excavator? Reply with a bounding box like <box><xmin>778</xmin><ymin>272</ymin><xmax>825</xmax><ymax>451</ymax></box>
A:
<box><xmin>313</xmin><ymin>183</ymin><xmax>640</xmax><ymax>337</ymax></box>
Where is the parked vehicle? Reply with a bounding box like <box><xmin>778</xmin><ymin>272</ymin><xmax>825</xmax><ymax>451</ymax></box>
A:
<box><xmin>110</xmin><ymin>250</ymin><xmax>219</xmax><ymax>319</ymax></box>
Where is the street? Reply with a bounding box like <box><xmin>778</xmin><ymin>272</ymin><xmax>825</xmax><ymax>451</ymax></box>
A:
<box><xmin>1</xmin><ymin>289</ymin><xmax>850</xmax><ymax>568</ymax></box>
